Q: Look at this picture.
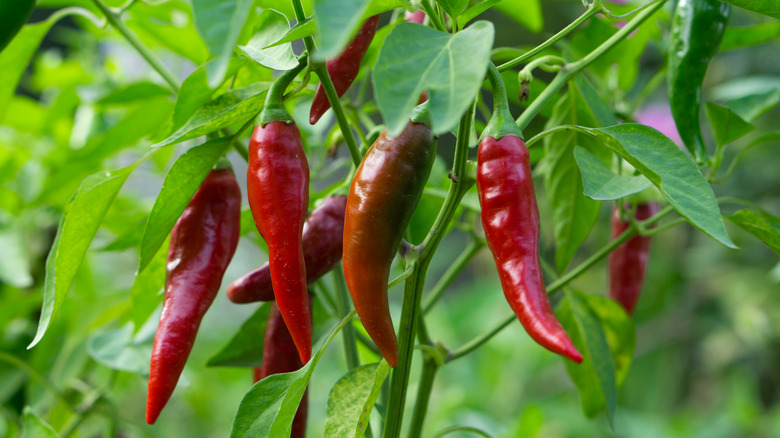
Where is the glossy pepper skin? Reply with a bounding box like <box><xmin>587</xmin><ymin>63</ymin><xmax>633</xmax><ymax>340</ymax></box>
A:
<box><xmin>309</xmin><ymin>15</ymin><xmax>380</xmax><ymax>125</ymax></box>
<box><xmin>248</xmin><ymin>121</ymin><xmax>312</xmax><ymax>364</ymax></box>
<box><xmin>146</xmin><ymin>168</ymin><xmax>241</xmax><ymax>424</ymax></box>
<box><xmin>227</xmin><ymin>195</ymin><xmax>347</xmax><ymax>303</ymax></box>
<box><xmin>343</xmin><ymin>121</ymin><xmax>435</xmax><ymax>368</ymax></box>
<box><xmin>477</xmin><ymin>135</ymin><xmax>583</xmax><ymax>363</ymax></box>
<box><xmin>253</xmin><ymin>303</ymin><xmax>308</xmax><ymax>438</ymax></box>
<box><xmin>668</xmin><ymin>0</ymin><xmax>730</xmax><ymax>162</ymax></box>
<box><xmin>608</xmin><ymin>202</ymin><xmax>660</xmax><ymax>314</ymax></box>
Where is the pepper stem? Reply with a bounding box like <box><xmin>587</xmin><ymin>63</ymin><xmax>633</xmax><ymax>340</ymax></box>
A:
<box><xmin>258</xmin><ymin>54</ymin><xmax>309</xmax><ymax>126</ymax></box>
<box><xmin>482</xmin><ymin>63</ymin><xmax>524</xmax><ymax>140</ymax></box>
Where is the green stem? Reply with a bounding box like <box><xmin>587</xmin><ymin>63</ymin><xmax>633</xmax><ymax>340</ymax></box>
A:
<box><xmin>421</xmin><ymin>0</ymin><xmax>447</xmax><ymax>32</ymax></box>
<box><xmin>497</xmin><ymin>0</ymin><xmax>603</xmax><ymax>72</ymax></box>
<box><xmin>483</xmin><ymin>63</ymin><xmax>523</xmax><ymax>139</ymax></box>
<box><xmin>259</xmin><ymin>55</ymin><xmax>308</xmax><ymax>125</ymax></box>
<box><xmin>333</xmin><ymin>266</ymin><xmax>360</xmax><ymax>370</ymax></box>
<box><xmin>383</xmin><ymin>108</ymin><xmax>474</xmax><ymax>438</ymax></box>
<box><xmin>448</xmin><ymin>316</ymin><xmax>514</xmax><ymax>361</ymax></box>
<box><xmin>312</xmin><ymin>64</ymin><xmax>363</xmax><ymax>166</ymax></box>
<box><xmin>91</xmin><ymin>0</ymin><xmax>180</xmax><ymax>91</ymax></box>
<box><xmin>0</xmin><ymin>352</ymin><xmax>70</xmax><ymax>409</ymax></box>
<box><xmin>515</xmin><ymin>0</ymin><xmax>667</xmax><ymax>130</ymax></box>
<box><xmin>422</xmin><ymin>239</ymin><xmax>483</xmax><ymax>313</ymax></box>
<box><xmin>408</xmin><ymin>359</ymin><xmax>439</xmax><ymax>438</ymax></box>
<box><xmin>290</xmin><ymin>0</ymin><xmax>316</xmax><ymax>54</ymax></box>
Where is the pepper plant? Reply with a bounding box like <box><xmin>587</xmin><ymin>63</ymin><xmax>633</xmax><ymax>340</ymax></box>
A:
<box><xmin>1</xmin><ymin>0</ymin><xmax>779</xmax><ymax>436</ymax></box>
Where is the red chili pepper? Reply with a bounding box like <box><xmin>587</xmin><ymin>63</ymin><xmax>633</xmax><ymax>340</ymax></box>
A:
<box><xmin>227</xmin><ymin>195</ymin><xmax>347</xmax><ymax>303</ymax></box>
<box><xmin>248</xmin><ymin>61</ymin><xmax>312</xmax><ymax>363</ymax></box>
<box><xmin>309</xmin><ymin>15</ymin><xmax>381</xmax><ymax>125</ymax></box>
<box><xmin>342</xmin><ymin>120</ymin><xmax>436</xmax><ymax>367</ymax></box>
<box><xmin>608</xmin><ymin>202</ymin><xmax>659</xmax><ymax>314</ymax></box>
<box><xmin>146</xmin><ymin>167</ymin><xmax>241</xmax><ymax>424</ymax></box>
<box><xmin>477</xmin><ymin>135</ymin><xmax>583</xmax><ymax>363</ymax></box>
<box><xmin>253</xmin><ymin>303</ymin><xmax>308</xmax><ymax>438</ymax></box>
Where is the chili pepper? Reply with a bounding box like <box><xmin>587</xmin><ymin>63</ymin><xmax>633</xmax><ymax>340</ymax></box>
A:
<box><xmin>0</xmin><ymin>0</ymin><xmax>35</xmax><ymax>53</ymax></box>
<box><xmin>146</xmin><ymin>166</ymin><xmax>241</xmax><ymax>424</ymax></box>
<box><xmin>227</xmin><ymin>195</ymin><xmax>347</xmax><ymax>303</ymax></box>
<box><xmin>477</xmin><ymin>65</ymin><xmax>582</xmax><ymax>363</ymax></box>
<box><xmin>405</xmin><ymin>10</ymin><xmax>426</xmax><ymax>24</ymax></box>
<box><xmin>668</xmin><ymin>0</ymin><xmax>730</xmax><ymax>163</ymax></box>
<box><xmin>342</xmin><ymin>118</ymin><xmax>435</xmax><ymax>368</ymax></box>
<box><xmin>248</xmin><ymin>59</ymin><xmax>312</xmax><ymax>363</ymax></box>
<box><xmin>608</xmin><ymin>202</ymin><xmax>659</xmax><ymax>314</ymax></box>
<box><xmin>253</xmin><ymin>303</ymin><xmax>308</xmax><ymax>438</ymax></box>
<box><xmin>309</xmin><ymin>15</ymin><xmax>381</xmax><ymax>125</ymax></box>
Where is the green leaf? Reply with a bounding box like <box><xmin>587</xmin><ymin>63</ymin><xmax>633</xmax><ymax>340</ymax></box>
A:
<box><xmin>492</xmin><ymin>0</ymin><xmax>543</xmax><ymax>33</ymax></box>
<box><xmin>574</xmin><ymin>146</ymin><xmax>652</xmax><ymax>201</ymax></box>
<box><xmin>313</xmin><ymin>0</ymin><xmax>371</xmax><ymax>61</ymax></box>
<box><xmin>574</xmin><ymin>75</ymin><xmax>617</xmax><ymax>127</ymax></box>
<box><xmin>726</xmin><ymin>209</ymin><xmax>780</xmax><ymax>255</ymax></box>
<box><xmin>29</xmin><ymin>161</ymin><xmax>144</xmax><ymax>348</ymax></box>
<box><xmin>323</xmin><ymin>362</ymin><xmax>390</xmax><ymax>438</ymax></box>
<box><xmin>720</xmin><ymin>22</ymin><xmax>780</xmax><ymax>51</ymax></box>
<box><xmin>87</xmin><ymin>324</ymin><xmax>153</xmax><ymax>376</ymax></box>
<box><xmin>238</xmin><ymin>10</ymin><xmax>297</xmax><ymax>70</ymax></box>
<box><xmin>0</xmin><ymin>226</ymin><xmax>33</xmax><ymax>288</ymax></box>
<box><xmin>725</xmin><ymin>89</ymin><xmax>780</xmax><ymax>123</ymax></box>
<box><xmin>22</xmin><ymin>408</ymin><xmax>58</xmax><ymax>438</ymax></box>
<box><xmin>138</xmin><ymin>139</ymin><xmax>232</xmax><ymax>271</ymax></box>
<box><xmin>207</xmin><ymin>304</ymin><xmax>272</xmax><ymax>367</ymax></box>
<box><xmin>556</xmin><ymin>291</ymin><xmax>619</xmax><ymax>424</ymax></box>
<box><xmin>579</xmin><ymin>124</ymin><xmax>737</xmax><ymax>249</ymax></box>
<box><xmin>457</xmin><ymin>0</ymin><xmax>501</xmax><ymax>28</ymax></box>
<box><xmin>230</xmin><ymin>312</ymin><xmax>354</xmax><ymax>437</ymax></box>
<box><xmin>0</xmin><ymin>19</ymin><xmax>55</xmax><ymax>122</ymax></box>
<box><xmin>171</xmin><ymin>58</ymin><xmax>247</xmax><ymax>132</ymax></box>
<box><xmin>437</xmin><ymin>0</ymin><xmax>470</xmax><ymax>23</ymax></box>
<box><xmin>704</xmin><ymin>102</ymin><xmax>755</xmax><ymax>146</ymax></box>
<box><xmin>262</xmin><ymin>18</ymin><xmax>317</xmax><ymax>49</ymax></box>
<box><xmin>579</xmin><ymin>293</ymin><xmax>635</xmax><ymax>387</ymax></box>
<box><xmin>192</xmin><ymin>0</ymin><xmax>254</xmax><ymax>87</ymax></box>
<box><xmin>126</xmin><ymin>3</ymin><xmax>210</xmax><ymax>64</ymax></box>
<box><xmin>719</xmin><ymin>0</ymin><xmax>780</xmax><ymax>19</ymax></box>
<box><xmin>373</xmin><ymin>21</ymin><xmax>494</xmax><ymax>136</ymax></box>
<box><xmin>0</xmin><ymin>0</ymin><xmax>35</xmax><ymax>52</ymax></box>
<box><xmin>96</xmin><ymin>82</ymin><xmax>173</xmax><ymax>107</ymax></box>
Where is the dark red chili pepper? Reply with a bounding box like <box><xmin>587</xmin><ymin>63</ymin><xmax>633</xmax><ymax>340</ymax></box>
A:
<box><xmin>309</xmin><ymin>15</ymin><xmax>380</xmax><ymax>125</ymax></box>
<box><xmin>146</xmin><ymin>166</ymin><xmax>241</xmax><ymax>424</ymax></box>
<box><xmin>227</xmin><ymin>195</ymin><xmax>347</xmax><ymax>303</ymax></box>
<box><xmin>248</xmin><ymin>59</ymin><xmax>312</xmax><ymax>363</ymax></box>
<box><xmin>253</xmin><ymin>303</ymin><xmax>308</xmax><ymax>438</ymax></box>
<box><xmin>477</xmin><ymin>64</ymin><xmax>582</xmax><ymax>363</ymax></box>
<box><xmin>608</xmin><ymin>202</ymin><xmax>659</xmax><ymax>314</ymax></box>
<box><xmin>342</xmin><ymin>120</ymin><xmax>436</xmax><ymax>367</ymax></box>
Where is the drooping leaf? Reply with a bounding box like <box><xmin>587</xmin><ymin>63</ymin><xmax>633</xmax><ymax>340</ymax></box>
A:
<box><xmin>373</xmin><ymin>21</ymin><xmax>494</xmax><ymax>136</ymax></box>
<box><xmin>718</xmin><ymin>0</ymin><xmax>780</xmax><ymax>19</ymax></box>
<box><xmin>139</xmin><ymin>139</ymin><xmax>232</xmax><ymax>271</ymax></box>
<box><xmin>726</xmin><ymin>209</ymin><xmax>780</xmax><ymax>255</ymax></box>
<box><xmin>323</xmin><ymin>362</ymin><xmax>390</xmax><ymax>438</ymax></box>
<box><xmin>207</xmin><ymin>304</ymin><xmax>273</xmax><ymax>367</ymax></box>
<box><xmin>238</xmin><ymin>10</ymin><xmax>297</xmax><ymax>70</ymax></box>
<box><xmin>87</xmin><ymin>324</ymin><xmax>154</xmax><ymax>376</ymax></box>
<box><xmin>574</xmin><ymin>146</ymin><xmax>652</xmax><ymax>201</ymax></box>
<box><xmin>724</xmin><ymin>89</ymin><xmax>780</xmax><ymax>123</ymax></box>
<box><xmin>704</xmin><ymin>102</ymin><xmax>755</xmax><ymax>147</ymax></box>
<box><xmin>192</xmin><ymin>0</ymin><xmax>255</xmax><ymax>87</ymax></box>
<box><xmin>720</xmin><ymin>22</ymin><xmax>780</xmax><ymax>51</ymax></box>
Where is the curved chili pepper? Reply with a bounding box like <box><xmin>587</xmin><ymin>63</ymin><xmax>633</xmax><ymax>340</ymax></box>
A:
<box><xmin>668</xmin><ymin>0</ymin><xmax>730</xmax><ymax>162</ymax></box>
<box><xmin>342</xmin><ymin>120</ymin><xmax>435</xmax><ymax>367</ymax></box>
<box><xmin>227</xmin><ymin>195</ymin><xmax>347</xmax><ymax>303</ymax></box>
<box><xmin>477</xmin><ymin>64</ymin><xmax>582</xmax><ymax>363</ymax></box>
<box><xmin>608</xmin><ymin>202</ymin><xmax>659</xmax><ymax>314</ymax></box>
<box><xmin>146</xmin><ymin>167</ymin><xmax>241</xmax><ymax>424</ymax></box>
<box><xmin>253</xmin><ymin>303</ymin><xmax>308</xmax><ymax>438</ymax></box>
<box><xmin>248</xmin><ymin>60</ymin><xmax>312</xmax><ymax>363</ymax></box>
<box><xmin>309</xmin><ymin>15</ymin><xmax>381</xmax><ymax>125</ymax></box>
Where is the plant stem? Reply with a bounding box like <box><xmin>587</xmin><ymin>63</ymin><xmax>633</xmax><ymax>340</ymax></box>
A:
<box><xmin>516</xmin><ymin>0</ymin><xmax>667</xmax><ymax>130</ymax></box>
<box><xmin>422</xmin><ymin>240</ymin><xmax>483</xmax><ymax>313</ymax></box>
<box><xmin>290</xmin><ymin>0</ymin><xmax>316</xmax><ymax>54</ymax></box>
<box><xmin>408</xmin><ymin>359</ymin><xmax>439</xmax><ymax>438</ymax></box>
<box><xmin>91</xmin><ymin>0</ymin><xmax>180</xmax><ymax>91</ymax></box>
<box><xmin>333</xmin><ymin>266</ymin><xmax>360</xmax><ymax>370</ymax></box>
<box><xmin>312</xmin><ymin>64</ymin><xmax>363</xmax><ymax>167</ymax></box>
<box><xmin>383</xmin><ymin>108</ymin><xmax>474</xmax><ymax>438</ymax></box>
<box><xmin>497</xmin><ymin>0</ymin><xmax>603</xmax><ymax>72</ymax></box>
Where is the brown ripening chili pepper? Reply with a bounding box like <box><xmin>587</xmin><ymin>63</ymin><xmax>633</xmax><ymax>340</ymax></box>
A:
<box><xmin>309</xmin><ymin>15</ymin><xmax>380</xmax><ymax>125</ymax></box>
<box><xmin>477</xmin><ymin>64</ymin><xmax>582</xmax><ymax>363</ymax></box>
<box><xmin>227</xmin><ymin>195</ymin><xmax>347</xmax><ymax>303</ymax></box>
<box><xmin>146</xmin><ymin>166</ymin><xmax>241</xmax><ymax>424</ymax></box>
<box><xmin>608</xmin><ymin>202</ymin><xmax>659</xmax><ymax>314</ymax></box>
<box><xmin>248</xmin><ymin>59</ymin><xmax>312</xmax><ymax>363</ymax></box>
<box><xmin>253</xmin><ymin>303</ymin><xmax>308</xmax><ymax>438</ymax></box>
<box><xmin>343</xmin><ymin>119</ymin><xmax>436</xmax><ymax>367</ymax></box>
